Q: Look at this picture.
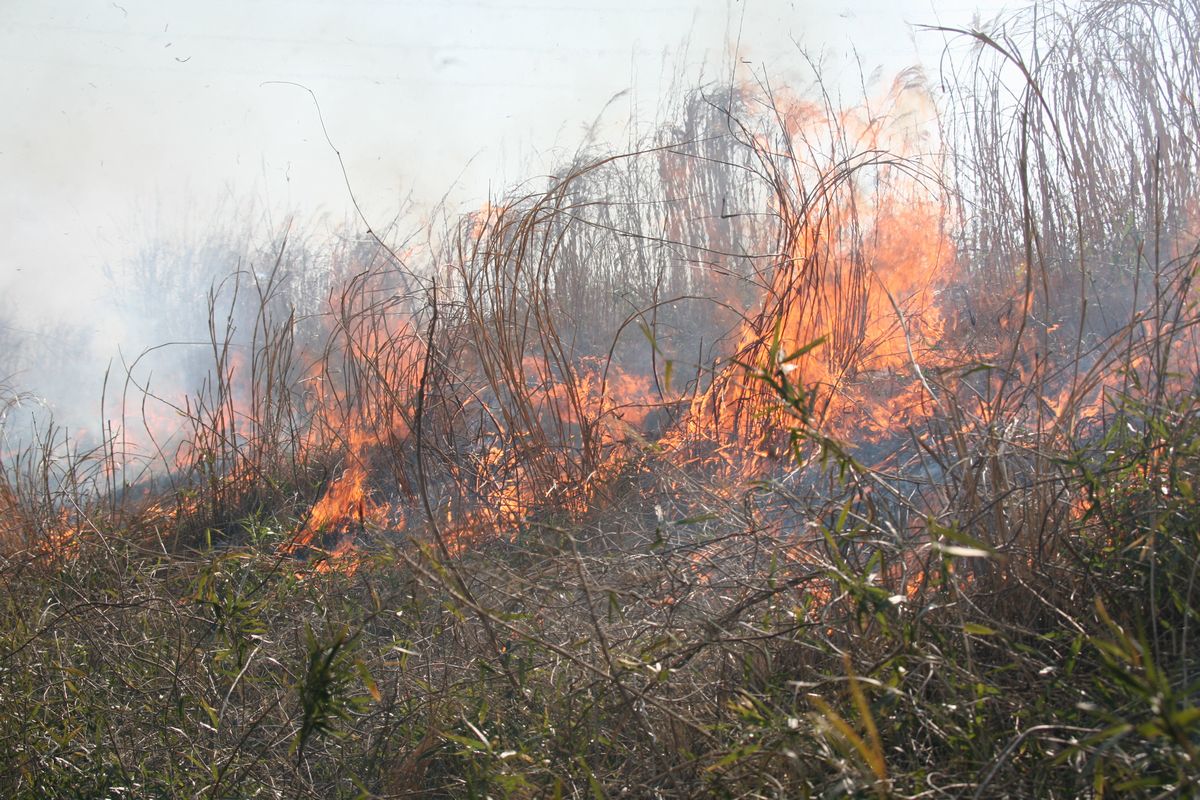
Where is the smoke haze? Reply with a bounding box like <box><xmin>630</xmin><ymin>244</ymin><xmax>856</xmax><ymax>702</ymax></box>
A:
<box><xmin>0</xmin><ymin>0</ymin><xmax>1005</xmax><ymax>437</ymax></box>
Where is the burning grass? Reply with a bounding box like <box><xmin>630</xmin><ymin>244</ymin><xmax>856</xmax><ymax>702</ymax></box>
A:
<box><xmin>2</xmin><ymin>0</ymin><xmax>1200</xmax><ymax>796</ymax></box>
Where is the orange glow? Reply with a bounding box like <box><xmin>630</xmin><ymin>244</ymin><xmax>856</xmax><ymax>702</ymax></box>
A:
<box><xmin>655</xmin><ymin>79</ymin><xmax>956</xmax><ymax>489</ymax></box>
<box><xmin>56</xmin><ymin>71</ymin><xmax>1189</xmax><ymax>585</ymax></box>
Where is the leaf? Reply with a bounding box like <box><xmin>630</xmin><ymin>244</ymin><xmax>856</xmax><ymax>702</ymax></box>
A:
<box><xmin>577</xmin><ymin>756</ymin><xmax>606</xmax><ymax>800</ymax></box>
<box><xmin>704</xmin><ymin>743</ymin><xmax>763</xmax><ymax>771</ymax></box>
<box><xmin>780</xmin><ymin>336</ymin><xmax>827</xmax><ymax>364</ymax></box>
<box><xmin>442</xmin><ymin>731</ymin><xmax>490</xmax><ymax>753</ymax></box>
<box><xmin>673</xmin><ymin>513</ymin><xmax>718</xmax><ymax>525</ymax></box>
<box><xmin>198</xmin><ymin>697</ymin><xmax>220</xmax><ymax>731</ymax></box>
<box><xmin>356</xmin><ymin>660</ymin><xmax>381</xmax><ymax>702</ymax></box>
<box><xmin>843</xmin><ymin>653</ymin><xmax>887</xmax><ymax>784</ymax></box>
<box><xmin>929</xmin><ymin>523</ymin><xmax>998</xmax><ymax>559</ymax></box>
<box><xmin>1168</xmin><ymin>706</ymin><xmax>1200</xmax><ymax>730</ymax></box>
<box><xmin>809</xmin><ymin>694</ymin><xmax>880</xmax><ymax>778</ymax></box>
<box><xmin>933</xmin><ymin>543</ymin><xmax>993</xmax><ymax>558</ymax></box>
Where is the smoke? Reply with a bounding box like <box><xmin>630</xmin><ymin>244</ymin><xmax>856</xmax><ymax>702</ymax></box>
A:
<box><xmin>0</xmin><ymin>0</ymin><xmax>1016</xmax><ymax>481</ymax></box>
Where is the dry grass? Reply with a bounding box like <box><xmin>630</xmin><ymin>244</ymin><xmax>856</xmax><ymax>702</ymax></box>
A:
<box><xmin>1</xmin><ymin>1</ymin><xmax>1199</xmax><ymax>797</ymax></box>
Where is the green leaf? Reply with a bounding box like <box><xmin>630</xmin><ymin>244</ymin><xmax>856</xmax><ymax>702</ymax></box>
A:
<box><xmin>442</xmin><ymin>731</ymin><xmax>490</xmax><ymax>753</ymax></box>
<box><xmin>1168</xmin><ymin>706</ymin><xmax>1200</xmax><ymax>730</ymax></box>
<box><xmin>704</xmin><ymin>743</ymin><xmax>763</xmax><ymax>771</ymax></box>
<box><xmin>577</xmin><ymin>756</ymin><xmax>606</xmax><ymax>800</ymax></box>
<box><xmin>963</xmin><ymin>623</ymin><xmax>998</xmax><ymax>636</ymax></box>
<box><xmin>780</xmin><ymin>336</ymin><xmax>827</xmax><ymax>364</ymax></box>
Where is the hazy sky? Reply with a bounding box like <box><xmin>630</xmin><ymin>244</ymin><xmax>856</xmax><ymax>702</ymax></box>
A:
<box><xmin>1</xmin><ymin>0</ymin><xmax>1008</xmax><ymax>328</ymax></box>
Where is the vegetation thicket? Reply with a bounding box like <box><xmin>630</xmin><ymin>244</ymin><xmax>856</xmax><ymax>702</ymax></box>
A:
<box><xmin>1</xmin><ymin>1</ymin><xmax>1198</xmax><ymax>796</ymax></box>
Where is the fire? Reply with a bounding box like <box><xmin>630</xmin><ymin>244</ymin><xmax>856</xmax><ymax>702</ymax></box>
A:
<box><xmin>655</xmin><ymin>79</ymin><xmax>956</xmax><ymax>488</ymax></box>
<box><xmin>31</xmin><ymin>59</ymin><xmax>1184</xmax><ymax>586</ymax></box>
<box><xmin>289</xmin><ymin>426</ymin><xmax>387</xmax><ymax>576</ymax></box>
<box><xmin>235</xmin><ymin>77</ymin><xmax>970</xmax><ymax>575</ymax></box>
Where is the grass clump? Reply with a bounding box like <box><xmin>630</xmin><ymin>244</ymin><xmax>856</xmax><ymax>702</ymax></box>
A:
<box><xmin>2</xmin><ymin>0</ymin><xmax>1200</xmax><ymax>796</ymax></box>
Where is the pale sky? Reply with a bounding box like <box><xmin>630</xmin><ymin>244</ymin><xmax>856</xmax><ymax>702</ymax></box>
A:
<box><xmin>0</xmin><ymin>0</ymin><xmax>1008</xmax><ymax>329</ymax></box>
